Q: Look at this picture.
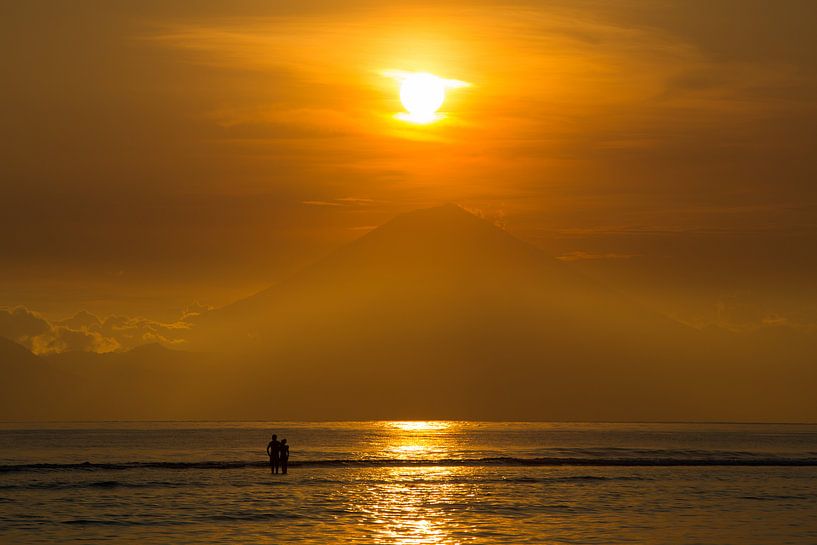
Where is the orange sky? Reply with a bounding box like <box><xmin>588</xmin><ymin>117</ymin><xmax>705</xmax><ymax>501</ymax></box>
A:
<box><xmin>2</xmin><ymin>0</ymin><xmax>817</xmax><ymax>334</ymax></box>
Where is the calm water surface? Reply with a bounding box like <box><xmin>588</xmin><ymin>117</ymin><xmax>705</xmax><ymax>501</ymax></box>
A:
<box><xmin>1</xmin><ymin>421</ymin><xmax>816</xmax><ymax>544</ymax></box>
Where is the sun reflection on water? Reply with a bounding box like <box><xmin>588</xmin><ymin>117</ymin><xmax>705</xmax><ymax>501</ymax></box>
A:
<box><xmin>345</xmin><ymin>422</ymin><xmax>474</xmax><ymax>544</ymax></box>
<box><xmin>388</xmin><ymin>421</ymin><xmax>452</xmax><ymax>432</ymax></box>
<box><xmin>378</xmin><ymin>421</ymin><xmax>458</xmax><ymax>461</ymax></box>
<box><xmin>352</xmin><ymin>466</ymin><xmax>474</xmax><ymax>545</ymax></box>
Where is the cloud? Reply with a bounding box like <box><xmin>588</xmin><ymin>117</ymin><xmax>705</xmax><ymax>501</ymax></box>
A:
<box><xmin>0</xmin><ymin>306</ymin><xmax>51</xmax><ymax>342</ymax></box>
<box><xmin>57</xmin><ymin>310</ymin><xmax>102</xmax><ymax>330</ymax></box>
<box><xmin>180</xmin><ymin>301</ymin><xmax>214</xmax><ymax>321</ymax></box>
<box><xmin>96</xmin><ymin>314</ymin><xmax>191</xmax><ymax>349</ymax></box>
<box><xmin>667</xmin><ymin>294</ymin><xmax>817</xmax><ymax>334</ymax></box>
<box><xmin>0</xmin><ymin>306</ymin><xmax>194</xmax><ymax>355</ymax></box>
<box><xmin>302</xmin><ymin>197</ymin><xmax>383</xmax><ymax>208</ymax></box>
<box><xmin>29</xmin><ymin>326</ymin><xmax>121</xmax><ymax>355</ymax></box>
<box><xmin>347</xmin><ymin>225</ymin><xmax>379</xmax><ymax>231</ymax></box>
<box><xmin>302</xmin><ymin>200</ymin><xmax>344</xmax><ymax>207</ymax></box>
<box><xmin>556</xmin><ymin>251</ymin><xmax>639</xmax><ymax>262</ymax></box>
<box><xmin>460</xmin><ymin>205</ymin><xmax>507</xmax><ymax>228</ymax></box>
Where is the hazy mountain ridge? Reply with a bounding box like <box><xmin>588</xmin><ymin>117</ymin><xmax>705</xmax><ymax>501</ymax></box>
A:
<box><xmin>2</xmin><ymin>205</ymin><xmax>816</xmax><ymax>422</ymax></box>
<box><xmin>189</xmin><ymin>204</ymin><xmax>693</xmax><ymax>351</ymax></box>
<box><xmin>0</xmin><ymin>339</ymin><xmax>226</xmax><ymax>420</ymax></box>
<box><xmin>0</xmin><ymin>336</ymin><xmax>43</xmax><ymax>366</ymax></box>
<box><xmin>0</xmin><ymin>336</ymin><xmax>72</xmax><ymax>420</ymax></box>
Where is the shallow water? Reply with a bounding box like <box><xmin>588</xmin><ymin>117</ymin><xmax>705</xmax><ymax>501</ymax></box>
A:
<box><xmin>1</xmin><ymin>421</ymin><xmax>816</xmax><ymax>544</ymax></box>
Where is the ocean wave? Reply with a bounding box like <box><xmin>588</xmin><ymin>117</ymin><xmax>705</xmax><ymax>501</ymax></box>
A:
<box><xmin>2</xmin><ymin>456</ymin><xmax>817</xmax><ymax>474</ymax></box>
<box><xmin>0</xmin><ymin>479</ymin><xmax>189</xmax><ymax>491</ymax></box>
<box><xmin>0</xmin><ymin>474</ymin><xmax>656</xmax><ymax>490</ymax></box>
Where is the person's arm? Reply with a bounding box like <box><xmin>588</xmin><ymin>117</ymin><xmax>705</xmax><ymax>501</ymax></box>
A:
<box><xmin>266</xmin><ymin>443</ymin><xmax>271</xmax><ymax>456</ymax></box>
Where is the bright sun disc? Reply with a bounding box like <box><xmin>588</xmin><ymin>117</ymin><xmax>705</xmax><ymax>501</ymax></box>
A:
<box><xmin>384</xmin><ymin>70</ymin><xmax>470</xmax><ymax>124</ymax></box>
<box><xmin>400</xmin><ymin>73</ymin><xmax>446</xmax><ymax>122</ymax></box>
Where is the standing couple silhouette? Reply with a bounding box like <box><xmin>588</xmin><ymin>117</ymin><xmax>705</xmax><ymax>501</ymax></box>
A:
<box><xmin>266</xmin><ymin>434</ymin><xmax>290</xmax><ymax>474</ymax></box>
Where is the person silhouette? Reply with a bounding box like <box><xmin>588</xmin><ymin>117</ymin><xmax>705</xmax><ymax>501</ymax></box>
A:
<box><xmin>280</xmin><ymin>438</ymin><xmax>290</xmax><ymax>474</ymax></box>
<box><xmin>266</xmin><ymin>434</ymin><xmax>281</xmax><ymax>474</ymax></box>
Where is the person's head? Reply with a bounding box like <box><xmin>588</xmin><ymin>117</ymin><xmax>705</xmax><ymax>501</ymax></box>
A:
<box><xmin>272</xmin><ymin>434</ymin><xmax>277</xmax><ymax>440</ymax></box>
<box><xmin>281</xmin><ymin>439</ymin><xmax>287</xmax><ymax>444</ymax></box>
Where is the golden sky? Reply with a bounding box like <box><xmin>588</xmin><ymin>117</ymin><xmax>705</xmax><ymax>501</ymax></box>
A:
<box><xmin>2</xmin><ymin>0</ymin><xmax>817</xmax><ymax>329</ymax></box>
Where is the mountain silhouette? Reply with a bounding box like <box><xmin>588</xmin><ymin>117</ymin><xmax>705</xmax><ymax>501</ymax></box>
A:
<box><xmin>0</xmin><ymin>335</ymin><xmax>42</xmax><ymax>366</ymax></box>
<box><xmin>4</xmin><ymin>205</ymin><xmax>815</xmax><ymax>421</ymax></box>
<box><xmin>184</xmin><ymin>204</ymin><xmax>705</xmax><ymax>420</ymax></box>
<box><xmin>193</xmin><ymin>203</ymin><xmax>690</xmax><ymax>348</ymax></box>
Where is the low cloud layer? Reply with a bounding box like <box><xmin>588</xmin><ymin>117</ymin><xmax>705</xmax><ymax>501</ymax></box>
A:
<box><xmin>0</xmin><ymin>306</ymin><xmax>205</xmax><ymax>355</ymax></box>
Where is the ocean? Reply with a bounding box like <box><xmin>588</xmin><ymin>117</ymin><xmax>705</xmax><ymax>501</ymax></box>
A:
<box><xmin>1</xmin><ymin>421</ymin><xmax>816</xmax><ymax>544</ymax></box>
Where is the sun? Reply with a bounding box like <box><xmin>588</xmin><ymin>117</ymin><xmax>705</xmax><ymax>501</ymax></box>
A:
<box><xmin>400</xmin><ymin>73</ymin><xmax>446</xmax><ymax>123</ymax></box>
<box><xmin>384</xmin><ymin>70</ymin><xmax>470</xmax><ymax>124</ymax></box>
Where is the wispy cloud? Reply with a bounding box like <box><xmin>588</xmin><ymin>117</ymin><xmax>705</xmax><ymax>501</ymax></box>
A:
<box><xmin>556</xmin><ymin>251</ymin><xmax>639</xmax><ymax>262</ymax></box>
<box><xmin>302</xmin><ymin>197</ymin><xmax>384</xmax><ymax>208</ymax></box>
<box><xmin>302</xmin><ymin>200</ymin><xmax>344</xmax><ymax>207</ymax></box>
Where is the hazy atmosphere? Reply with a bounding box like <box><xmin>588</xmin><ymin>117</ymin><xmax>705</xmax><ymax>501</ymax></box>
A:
<box><xmin>2</xmin><ymin>0</ymin><xmax>817</xmax><ymax>421</ymax></box>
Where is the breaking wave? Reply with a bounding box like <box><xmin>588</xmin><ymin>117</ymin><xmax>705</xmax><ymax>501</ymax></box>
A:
<box><xmin>2</xmin><ymin>455</ymin><xmax>816</xmax><ymax>474</ymax></box>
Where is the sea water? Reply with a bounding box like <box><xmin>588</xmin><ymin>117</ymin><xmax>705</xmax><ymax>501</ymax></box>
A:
<box><xmin>1</xmin><ymin>421</ymin><xmax>816</xmax><ymax>544</ymax></box>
